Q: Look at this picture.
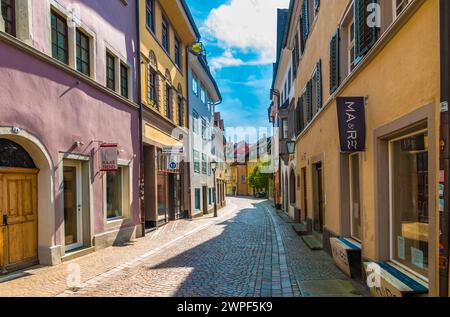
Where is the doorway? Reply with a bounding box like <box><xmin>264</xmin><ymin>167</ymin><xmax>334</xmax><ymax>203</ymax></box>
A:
<box><xmin>202</xmin><ymin>186</ymin><xmax>208</xmax><ymax>215</ymax></box>
<box><xmin>349</xmin><ymin>153</ymin><xmax>362</xmax><ymax>241</ymax></box>
<box><xmin>313</xmin><ymin>162</ymin><xmax>324</xmax><ymax>233</ymax></box>
<box><xmin>0</xmin><ymin>139</ymin><xmax>38</xmax><ymax>272</ymax></box>
<box><xmin>301</xmin><ymin>167</ymin><xmax>308</xmax><ymax>222</ymax></box>
<box><xmin>63</xmin><ymin>161</ymin><xmax>83</xmax><ymax>251</ymax></box>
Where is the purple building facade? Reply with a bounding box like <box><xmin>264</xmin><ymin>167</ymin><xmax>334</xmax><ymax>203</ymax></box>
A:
<box><xmin>0</xmin><ymin>0</ymin><xmax>141</xmax><ymax>270</ymax></box>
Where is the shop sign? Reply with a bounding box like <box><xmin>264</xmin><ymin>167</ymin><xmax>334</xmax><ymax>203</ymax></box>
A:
<box><xmin>337</xmin><ymin>97</ymin><xmax>366</xmax><ymax>152</ymax></box>
<box><xmin>100</xmin><ymin>144</ymin><xmax>118</xmax><ymax>172</ymax></box>
<box><xmin>162</xmin><ymin>146</ymin><xmax>184</xmax><ymax>154</ymax></box>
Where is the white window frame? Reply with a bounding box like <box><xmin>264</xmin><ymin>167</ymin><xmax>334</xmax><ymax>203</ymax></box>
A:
<box><xmin>103</xmin><ymin>161</ymin><xmax>131</xmax><ymax>224</ymax></box>
<box><xmin>388</xmin><ymin>129</ymin><xmax>429</xmax><ymax>282</ymax></box>
<box><xmin>393</xmin><ymin>0</ymin><xmax>412</xmax><ymax>19</ymax></box>
<box><xmin>192</xmin><ymin>74</ymin><xmax>198</xmax><ymax>95</ymax></box>
<box><xmin>348</xmin><ymin>21</ymin><xmax>355</xmax><ymax>74</ymax></box>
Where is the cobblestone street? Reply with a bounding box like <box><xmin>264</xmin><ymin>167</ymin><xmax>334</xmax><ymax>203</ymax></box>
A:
<box><xmin>0</xmin><ymin>197</ymin><xmax>368</xmax><ymax>297</ymax></box>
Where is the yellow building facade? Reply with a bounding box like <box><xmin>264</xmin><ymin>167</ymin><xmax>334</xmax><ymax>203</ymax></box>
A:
<box><xmin>283</xmin><ymin>0</ymin><xmax>442</xmax><ymax>296</ymax></box>
<box><xmin>139</xmin><ymin>0</ymin><xmax>200</xmax><ymax>228</ymax></box>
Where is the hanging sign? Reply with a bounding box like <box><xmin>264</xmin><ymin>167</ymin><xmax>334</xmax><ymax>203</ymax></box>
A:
<box><xmin>336</xmin><ymin>97</ymin><xmax>366</xmax><ymax>152</ymax></box>
<box><xmin>99</xmin><ymin>143</ymin><xmax>118</xmax><ymax>172</ymax></box>
<box><xmin>167</xmin><ymin>156</ymin><xmax>179</xmax><ymax>171</ymax></box>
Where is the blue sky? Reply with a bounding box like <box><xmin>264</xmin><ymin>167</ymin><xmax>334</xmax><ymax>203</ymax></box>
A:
<box><xmin>185</xmin><ymin>0</ymin><xmax>290</xmax><ymax>140</ymax></box>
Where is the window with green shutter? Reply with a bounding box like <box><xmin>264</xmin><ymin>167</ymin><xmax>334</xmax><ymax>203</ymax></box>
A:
<box><xmin>354</xmin><ymin>0</ymin><xmax>379</xmax><ymax>62</ymax></box>
<box><xmin>306</xmin><ymin>81</ymin><xmax>313</xmax><ymax>122</ymax></box>
<box><xmin>316</xmin><ymin>60</ymin><xmax>322</xmax><ymax>110</ymax></box>
<box><xmin>195</xmin><ymin>188</ymin><xmax>201</xmax><ymax>210</ymax></box>
<box><xmin>329</xmin><ymin>30</ymin><xmax>340</xmax><ymax>94</ymax></box>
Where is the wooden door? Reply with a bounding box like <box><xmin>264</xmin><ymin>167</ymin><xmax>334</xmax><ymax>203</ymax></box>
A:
<box><xmin>202</xmin><ymin>186</ymin><xmax>208</xmax><ymax>214</ymax></box>
<box><xmin>0</xmin><ymin>169</ymin><xmax>38</xmax><ymax>271</ymax></box>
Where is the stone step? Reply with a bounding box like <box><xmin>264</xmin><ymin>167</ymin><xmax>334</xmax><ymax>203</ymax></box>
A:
<box><xmin>292</xmin><ymin>223</ymin><xmax>308</xmax><ymax>236</ymax></box>
<box><xmin>302</xmin><ymin>235</ymin><xmax>323</xmax><ymax>250</ymax></box>
<box><xmin>277</xmin><ymin>211</ymin><xmax>294</xmax><ymax>223</ymax></box>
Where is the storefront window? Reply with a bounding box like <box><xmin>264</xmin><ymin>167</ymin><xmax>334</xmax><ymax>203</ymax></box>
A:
<box><xmin>350</xmin><ymin>153</ymin><xmax>362</xmax><ymax>241</ymax></box>
<box><xmin>106</xmin><ymin>168</ymin><xmax>123</xmax><ymax>219</ymax></box>
<box><xmin>390</xmin><ymin>131</ymin><xmax>429</xmax><ymax>278</ymax></box>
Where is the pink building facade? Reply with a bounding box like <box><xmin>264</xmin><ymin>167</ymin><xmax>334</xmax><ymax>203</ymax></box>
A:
<box><xmin>0</xmin><ymin>0</ymin><xmax>141</xmax><ymax>270</ymax></box>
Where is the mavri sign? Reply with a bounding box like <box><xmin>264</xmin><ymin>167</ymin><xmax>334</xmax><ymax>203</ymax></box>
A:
<box><xmin>336</xmin><ymin>97</ymin><xmax>366</xmax><ymax>152</ymax></box>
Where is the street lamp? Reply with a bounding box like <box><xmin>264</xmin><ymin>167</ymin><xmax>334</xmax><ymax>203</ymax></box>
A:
<box><xmin>211</xmin><ymin>160</ymin><xmax>218</xmax><ymax>217</ymax></box>
<box><xmin>286</xmin><ymin>139</ymin><xmax>296</xmax><ymax>155</ymax></box>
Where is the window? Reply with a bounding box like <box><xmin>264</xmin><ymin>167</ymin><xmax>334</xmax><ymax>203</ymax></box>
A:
<box><xmin>193</xmin><ymin>150</ymin><xmax>200</xmax><ymax>173</ymax></box>
<box><xmin>174</xmin><ymin>36</ymin><xmax>182</xmax><ymax>69</ymax></box>
<box><xmin>146</xmin><ymin>0</ymin><xmax>154</xmax><ymax>32</ymax></box>
<box><xmin>208</xmin><ymin>159</ymin><xmax>212</xmax><ymax>176</ymax></box>
<box><xmin>201</xmin><ymin>118</ymin><xmax>207</xmax><ymax>140</ymax></box>
<box><xmin>306</xmin><ymin>80</ymin><xmax>313</xmax><ymax>122</ymax></box>
<box><xmin>1</xmin><ymin>0</ymin><xmax>15</xmax><ymax>36</ymax></box>
<box><xmin>200</xmin><ymin>86</ymin><xmax>206</xmax><ymax>104</ymax></box>
<box><xmin>348</xmin><ymin>22</ymin><xmax>356</xmax><ymax>72</ymax></box>
<box><xmin>178</xmin><ymin>95</ymin><xmax>184</xmax><ymax>127</ymax></box>
<box><xmin>208</xmin><ymin>188</ymin><xmax>212</xmax><ymax>205</ymax></box>
<box><xmin>193</xmin><ymin>111</ymin><xmax>199</xmax><ymax>134</ymax></box>
<box><xmin>192</xmin><ymin>75</ymin><xmax>198</xmax><ymax>95</ymax></box>
<box><xmin>390</xmin><ymin>131</ymin><xmax>429</xmax><ymax>278</ymax></box>
<box><xmin>195</xmin><ymin>188</ymin><xmax>201</xmax><ymax>210</ymax></box>
<box><xmin>355</xmin><ymin>0</ymin><xmax>379</xmax><ymax>61</ymax></box>
<box><xmin>241</xmin><ymin>175</ymin><xmax>246</xmax><ymax>184</ymax></box>
<box><xmin>51</xmin><ymin>10</ymin><xmax>68</xmax><ymax>64</ymax></box>
<box><xmin>161</xmin><ymin>16</ymin><xmax>169</xmax><ymax>53</ymax></box>
<box><xmin>120</xmin><ymin>63</ymin><xmax>129</xmax><ymax>98</ymax></box>
<box><xmin>329</xmin><ymin>29</ymin><xmax>339</xmax><ymax>94</ymax></box>
<box><xmin>106</xmin><ymin>52</ymin><xmax>116</xmax><ymax>90</ymax></box>
<box><xmin>288</xmin><ymin>68</ymin><xmax>292</xmax><ymax>94</ymax></box>
<box><xmin>148</xmin><ymin>67</ymin><xmax>157</xmax><ymax>108</ymax></box>
<box><xmin>202</xmin><ymin>153</ymin><xmax>207</xmax><ymax>175</ymax></box>
<box><xmin>76</xmin><ymin>29</ymin><xmax>90</xmax><ymax>76</ymax></box>
<box><xmin>106</xmin><ymin>168</ymin><xmax>123</xmax><ymax>219</ymax></box>
<box><xmin>165</xmin><ymin>84</ymin><xmax>171</xmax><ymax>119</ymax></box>
<box><xmin>282</xmin><ymin>118</ymin><xmax>288</xmax><ymax>139</ymax></box>
<box><xmin>394</xmin><ymin>0</ymin><xmax>411</xmax><ymax>18</ymax></box>
<box><xmin>349</xmin><ymin>153</ymin><xmax>362</xmax><ymax>241</ymax></box>
<box><xmin>316</xmin><ymin>60</ymin><xmax>322</xmax><ymax>110</ymax></box>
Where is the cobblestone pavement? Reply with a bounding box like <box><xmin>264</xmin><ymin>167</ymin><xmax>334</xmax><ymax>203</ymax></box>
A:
<box><xmin>0</xmin><ymin>197</ymin><xmax>369</xmax><ymax>297</ymax></box>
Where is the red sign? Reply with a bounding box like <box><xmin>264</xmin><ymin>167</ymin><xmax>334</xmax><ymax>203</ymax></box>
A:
<box><xmin>100</xmin><ymin>144</ymin><xmax>118</xmax><ymax>172</ymax></box>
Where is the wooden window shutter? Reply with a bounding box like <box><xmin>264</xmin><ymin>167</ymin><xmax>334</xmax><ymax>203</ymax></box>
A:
<box><xmin>300</xmin><ymin>16</ymin><xmax>305</xmax><ymax>55</ymax></box>
<box><xmin>355</xmin><ymin>0</ymin><xmax>379</xmax><ymax>61</ymax></box>
<box><xmin>316</xmin><ymin>59</ymin><xmax>322</xmax><ymax>110</ymax></box>
<box><xmin>306</xmin><ymin>80</ymin><xmax>313</xmax><ymax>122</ymax></box>
<box><xmin>302</xmin><ymin>0</ymin><xmax>309</xmax><ymax>40</ymax></box>
<box><xmin>329</xmin><ymin>29</ymin><xmax>340</xmax><ymax>94</ymax></box>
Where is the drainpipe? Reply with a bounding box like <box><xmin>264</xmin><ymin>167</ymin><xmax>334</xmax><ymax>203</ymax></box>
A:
<box><xmin>439</xmin><ymin>0</ymin><xmax>450</xmax><ymax>297</ymax></box>
<box><xmin>135</xmin><ymin>0</ymin><xmax>146</xmax><ymax>237</ymax></box>
<box><xmin>185</xmin><ymin>46</ymin><xmax>192</xmax><ymax>219</ymax></box>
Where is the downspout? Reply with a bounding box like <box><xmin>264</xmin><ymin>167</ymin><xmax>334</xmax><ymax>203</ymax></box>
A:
<box><xmin>135</xmin><ymin>0</ymin><xmax>145</xmax><ymax>237</ymax></box>
<box><xmin>439</xmin><ymin>0</ymin><xmax>450</xmax><ymax>297</ymax></box>
<box><xmin>185</xmin><ymin>46</ymin><xmax>192</xmax><ymax>219</ymax></box>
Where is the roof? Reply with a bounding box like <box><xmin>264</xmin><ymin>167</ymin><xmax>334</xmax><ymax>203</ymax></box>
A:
<box><xmin>180</xmin><ymin>0</ymin><xmax>201</xmax><ymax>40</ymax></box>
<box><xmin>271</xmin><ymin>7</ymin><xmax>290</xmax><ymax>90</ymax></box>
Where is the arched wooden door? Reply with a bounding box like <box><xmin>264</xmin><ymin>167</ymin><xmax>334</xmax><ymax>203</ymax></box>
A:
<box><xmin>0</xmin><ymin>139</ymin><xmax>38</xmax><ymax>273</ymax></box>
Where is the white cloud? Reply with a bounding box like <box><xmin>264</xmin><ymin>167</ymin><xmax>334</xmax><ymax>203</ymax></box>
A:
<box><xmin>209</xmin><ymin>50</ymin><xmax>245</xmax><ymax>71</ymax></box>
<box><xmin>203</xmin><ymin>0</ymin><xmax>290</xmax><ymax>69</ymax></box>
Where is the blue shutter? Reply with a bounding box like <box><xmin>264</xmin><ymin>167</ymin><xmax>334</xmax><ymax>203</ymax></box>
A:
<box><xmin>329</xmin><ymin>29</ymin><xmax>340</xmax><ymax>94</ymax></box>
<box><xmin>316</xmin><ymin>60</ymin><xmax>322</xmax><ymax>110</ymax></box>
<box><xmin>306</xmin><ymin>81</ymin><xmax>313</xmax><ymax>122</ymax></box>
<box><xmin>355</xmin><ymin>0</ymin><xmax>379</xmax><ymax>61</ymax></box>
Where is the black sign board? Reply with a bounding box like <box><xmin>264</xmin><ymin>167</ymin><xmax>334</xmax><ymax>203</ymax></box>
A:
<box><xmin>336</xmin><ymin>97</ymin><xmax>366</xmax><ymax>152</ymax></box>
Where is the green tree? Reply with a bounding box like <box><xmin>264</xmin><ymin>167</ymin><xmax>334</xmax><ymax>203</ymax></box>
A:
<box><xmin>248</xmin><ymin>163</ymin><xmax>271</xmax><ymax>192</ymax></box>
